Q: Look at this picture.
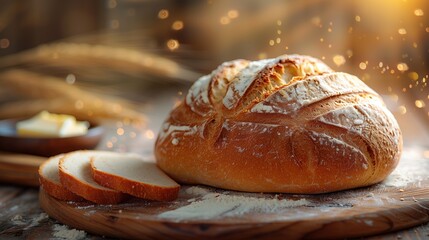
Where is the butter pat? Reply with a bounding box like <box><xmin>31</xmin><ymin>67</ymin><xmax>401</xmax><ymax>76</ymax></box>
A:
<box><xmin>17</xmin><ymin>111</ymin><xmax>89</xmax><ymax>137</ymax></box>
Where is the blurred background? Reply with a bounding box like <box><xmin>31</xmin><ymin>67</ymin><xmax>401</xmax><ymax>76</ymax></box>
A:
<box><xmin>0</xmin><ymin>0</ymin><xmax>428</xmax><ymax>149</ymax></box>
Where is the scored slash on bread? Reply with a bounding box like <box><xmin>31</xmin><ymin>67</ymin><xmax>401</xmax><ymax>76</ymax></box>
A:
<box><xmin>58</xmin><ymin>150</ymin><xmax>128</xmax><ymax>204</ymax></box>
<box><xmin>38</xmin><ymin>154</ymin><xmax>83</xmax><ymax>201</ymax></box>
<box><xmin>90</xmin><ymin>155</ymin><xmax>180</xmax><ymax>201</ymax></box>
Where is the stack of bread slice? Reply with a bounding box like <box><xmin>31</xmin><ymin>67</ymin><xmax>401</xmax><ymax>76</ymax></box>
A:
<box><xmin>38</xmin><ymin>150</ymin><xmax>180</xmax><ymax>204</ymax></box>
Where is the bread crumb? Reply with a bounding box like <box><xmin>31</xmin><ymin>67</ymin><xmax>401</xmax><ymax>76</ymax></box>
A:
<box><xmin>185</xmin><ymin>186</ymin><xmax>211</xmax><ymax>196</ymax></box>
<box><xmin>399</xmin><ymin>188</ymin><xmax>404</xmax><ymax>192</ymax></box>
<box><xmin>52</xmin><ymin>224</ymin><xmax>86</xmax><ymax>240</ymax></box>
<box><xmin>171</xmin><ymin>138</ymin><xmax>179</xmax><ymax>145</ymax></box>
<box><xmin>10</xmin><ymin>215</ymin><xmax>26</xmax><ymax>225</ymax></box>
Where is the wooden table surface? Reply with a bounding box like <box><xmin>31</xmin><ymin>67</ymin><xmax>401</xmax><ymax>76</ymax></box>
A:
<box><xmin>1</xmin><ymin>89</ymin><xmax>428</xmax><ymax>239</ymax></box>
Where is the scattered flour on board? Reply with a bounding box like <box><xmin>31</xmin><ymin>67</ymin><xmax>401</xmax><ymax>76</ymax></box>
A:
<box><xmin>10</xmin><ymin>212</ymin><xmax>48</xmax><ymax>230</ymax></box>
<box><xmin>159</xmin><ymin>186</ymin><xmax>309</xmax><ymax>220</ymax></box>
<box><xmin>382</xmin><ymin>147</ymin><xmax>428</xmax><ymax>187</ymax></box>
<box><xmin>52</xmin><ymin>224</ymin><xmax>87</xmax><ymax>240</ymax></box>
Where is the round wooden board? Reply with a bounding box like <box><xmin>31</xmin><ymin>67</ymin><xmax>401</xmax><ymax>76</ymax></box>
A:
<box><xmin>40</xmin><ymin>148</ymin><xmax>429</xmax><ymax>239</ymax></box>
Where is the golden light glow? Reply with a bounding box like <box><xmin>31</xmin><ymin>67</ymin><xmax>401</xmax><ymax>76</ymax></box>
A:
<box><xmin>415</xmin><ymin>100</ymin><xmax>425</xmax><ymax>108</ymax></box>
<box><xmin>172</xmin><ymin>21</ymin><xmax>184</xmax><ymax>30</ymax></box>
<box><xmin>355</xmin><ymin>15</ymin><xmax>361</xmax><ymax>22</ymax></box>
<box><xmin>398</xmin><ymin>28</ymin><xmax>407</xmax><ymax>35</ymax></box>
<box><xmin>158</xmin><ymin>9</ymin><xmax>169</xmax><ymax>19</ymax></box>
<box><xmin>398</xmin><ymin>105</ymin><xmax>407</xmax><ymax>114</ymax></box>
<box><xmin>408</xmin><ymin>72</ymin><xmax>419</xmax><ymax>81</ymax></box>
<box><xmin>332</xmin><ymin>55</ymin><xmax>346</xmax><ymax>66</ymax></box>
<box><xmin>397</xmin><ymin>63</ymin><xmax>409</xmax><ymax>72</ymax></box>
<box><xmin>0</xmin><ymin>38</ymin><xmax>10</xmax><ymax>48</ymax></box>
<box><xmin>117</xmin><ymin>127</ymin><xmax>124</xmax><ymax>136</ymax></box>
<box><xmin>414</xmin><ymin>9</ymin><xmax>424</xmax><ymax>16</ymax></box>
<box><xmin>145</xmin><ymin>130</ymin><xmax>155</xmax><ymax>139</ymax></box>
<box><xmin>167</xmin><ymin>39</ymin><xmax>179</xmax><ymax>51</ymax></box>
<box><xmin>227</xmin><ymin>10</ymin><xmax>239</xmax><ymax>19</ymax></box>
<box><xmin>359</xmin><ymin>62</ymin><xmax>367</xmax><ymax>70</ymax></box>
<box><xmin>277</xmin><ymin>20</ymin><xmax>282</xmax><ymax>26</ymax></box>
<box><xmin>269</xmin><ymin>40</ymin><xmax>275</xmax><ymax>46</ymax></box>
<box><xmin>276</xmin><ymin>38</ymin><xmax>281</xmax><ymax>44</ymax></box>
<box><xmin>220</xmin><ymin>16</ymin><xmax>230</xmax><ymax>25</ymax></box>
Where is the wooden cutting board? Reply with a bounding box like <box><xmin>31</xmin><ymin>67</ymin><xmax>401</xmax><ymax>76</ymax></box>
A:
<box><xmin>39</xmin><ymin>147</ymin><xmax>429</xmax><ymax>239</ymax></box>
<box><xmin>0</xmin><ymin>152</ymin><xmax>46</xmax><ymax>186</ymax></box>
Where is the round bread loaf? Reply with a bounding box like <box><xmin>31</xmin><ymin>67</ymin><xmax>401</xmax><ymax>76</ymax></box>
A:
<box><xmin>154</xmin><ymin>54</ymin><xmax>402</xmax><ymax>194</ymax></box>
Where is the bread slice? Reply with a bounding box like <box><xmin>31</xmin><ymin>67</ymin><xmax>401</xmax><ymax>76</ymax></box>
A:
<box><xmin>90</xmin><ymin>155</ymin><xmax>180</xmax><ymax>201</ymax></box>
<box><xmin>58</xmin><ymin>150</ymin><xmax>128</xmax><ymax>204</ymax></box>
<box><xmin>38</xmin><ymin>154</ymin><xmax>83</xmax><ymax>201</ymax></box>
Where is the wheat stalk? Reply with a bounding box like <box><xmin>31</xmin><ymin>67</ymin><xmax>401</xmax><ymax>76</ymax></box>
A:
<box><xmin>0</xmin><ymin>42</ymin><xmax>200</xmax><ymax>83</ymax></box>
<box><xmin>0</xmin><ymin>70</ymin><xmax>146</xmax><ymax>125</ymax></box>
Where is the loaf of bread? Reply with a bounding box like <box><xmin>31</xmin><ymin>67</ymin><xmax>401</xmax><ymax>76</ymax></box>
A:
<box><xmin>155</xmin><ymin>54</ymin><xmax>402</xmax><ymax>194</ymax></box>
